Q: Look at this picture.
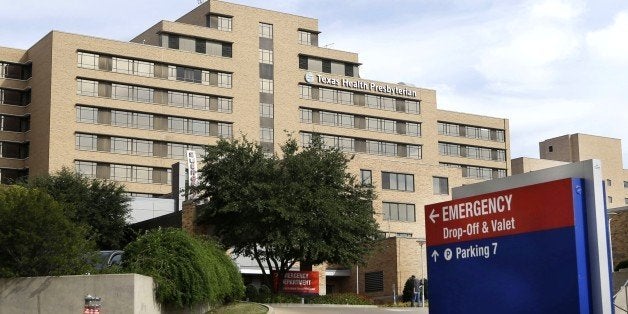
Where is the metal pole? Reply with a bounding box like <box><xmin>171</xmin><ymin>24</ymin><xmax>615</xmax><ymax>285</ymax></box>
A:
<box><xmin>420</xmin><ymin>242</ymin><xmax>425</xmax><ymax>307</ymax></box>
<box><xmin>356</xmin><ymin>264</ymin><xmax>359</xmax><ymax>294</ymax></box>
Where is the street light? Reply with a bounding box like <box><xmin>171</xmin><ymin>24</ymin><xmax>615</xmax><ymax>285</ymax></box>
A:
<box><xmin>416</xmin><ymin>238</ymin><xmax>426</xmax><ymax>307</ymax></box>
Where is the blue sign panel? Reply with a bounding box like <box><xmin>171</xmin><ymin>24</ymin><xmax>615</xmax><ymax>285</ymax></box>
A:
<box><xmin>425</xmin><ymin>178</ymin><xmax>591</xmax><ymax>314</ymax></box>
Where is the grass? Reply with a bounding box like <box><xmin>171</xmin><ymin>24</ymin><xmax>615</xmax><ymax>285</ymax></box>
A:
<box><xmin>207</xmin><ymin>302</ymin><xmax>268</xmax><ymax>314</ymax></box>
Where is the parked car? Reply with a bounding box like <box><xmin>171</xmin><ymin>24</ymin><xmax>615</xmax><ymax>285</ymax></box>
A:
<box><xmin>95</xmin><ymin>250</ymin><xmax>123</xmax><ymax>270</ymax></box>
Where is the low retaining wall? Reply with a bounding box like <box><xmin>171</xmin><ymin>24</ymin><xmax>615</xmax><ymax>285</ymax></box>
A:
<box><xmin>0</xmin><ymin>273</ymin><xmax>161</xmax><ymax>313</ymax></box>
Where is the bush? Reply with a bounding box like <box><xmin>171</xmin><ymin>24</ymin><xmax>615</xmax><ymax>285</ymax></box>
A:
<box><xmin>122</xmin><ymin>228</ymin><xmax>244</xmax><ymax>308</ymax></box>
<box><xmin>0</xmin><ymin>185</ymin><xmax>96</xmax><ymax>277</ymax></box>
<box><xmin>258</xmin><ymin>285</ymin><xmax>271</xmax><ymax>303</ymax></box>
<box><xmin>307</xmin><ymin>293</ymin><xmax>374</xmax><ymax>305</ymax></box>
<box><xmin>245</xmin><ymin>284</ymin><xmax>258</xmax><ymax>301</ymax></box>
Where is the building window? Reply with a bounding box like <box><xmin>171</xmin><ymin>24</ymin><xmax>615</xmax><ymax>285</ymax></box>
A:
<box><xmin>218</xmin><ymin>123</ymin><xmax>232</xmax><ymax>138</ymax></box>
<box><xmin>77</xmin><ymin>79</ymin><xmax>98</xmax><ymax>97</ymax></box>
<box><xmin>607</xmin><ymin>179</ymin><xmax>612</xmax><ymax>187</ymax></box>
<box><xmin>77</xmin><ymin>52</ymin><xmax>98</xmax><ymax>69</ymax></box>
<box><xmin>259</xmin><ymin>49</ymin><xmax>273</xmax><ymax>64</ymax></box>
<box><xmin>133</xmin><ymin>139</ymin><xmax>153</xmax><ymax>156</ymax></box>
<box><xmin>260</xmin><ymin>127</ymin><xmax>274</xmax><ymax>143</ymax></box>
<box><xmin>75</xmin><ymin>161</ymin><xmax>96</xmax><ymax>177</ymax></box>
<box><xmin>548</xmin><ymin>146</ymin><xmax>553</xmax><ymax>152</ymax></box>
<box><xmin>382</xmin><ymin>202</ymin><xmax>416</xmax><ymax>222</ymax></box>
<box><xmin>299</xmin><ymin>85</ymin><xmax>312</xmax><ymax>99</ymax></box>
<box><xmin>218</xmin><ymin>98</ymin><xmax>232</xmax><ymax>113</ymax></box>
<box><xmin>433</xmin><ymin>177</ymin><xmax>449</xmax><ymax>195</ymax></box>
<box><xmin>207</xmin><ymin>14</ymin><xmax>232</xmax><ymax>31</ymax></box>
<box><xmin>624</xmin><ymin>181</ymin><xmax>628</xmax><ymax>188</ymax></box>
<box><xmin>407</xmin><ymin>145</ymin><xmax>422</xmax><ymax>159</ymax></box>
<box><xmin>260</xmin><ymin>79</ymin><xmax>273</xmax><ymax>94</ymax></box>
<box><xmin>76</xmin><ymin>106</ymin><xmax>98</xmax><ymax>123</ymax></box>
<box><xmin>405</xmin><ymin>100</ymin><xmax>420</xmax><ymax>114</ymax></box>
<box><xmin>608</xmin><ymin>196</ymin><xmax>613</xmax><ymax>204</ymax></box>
<box><xmin>361</xmin><ymin>170</ymin><xmax>372</xmax><ymax>185</ymax></box>
<box><xmin>299</xmin><ymin>108</ymin><xmax>312</xmax><ymax>123</ymax></box>
<box><xmin>406</xmin><ymin>123</ymin><xmax>421</xmax><ymax>137</ymax></box>
<box><xmin>217</xmin><ymin>73</ymin><xmax>232</xmax><ymax>88</ymax></box>
<box><xmin>298</xmin><ymin>30</ymin><xmax>317</xmax><ymax>46</ymax></box>
<box><xmin>382</xmin><ymin>172</ymin><xmax>414</xmax><ymax>192</ymax></box>
<box><xmin>625</xmin><ymin>198</ymin><xmax>628</xmax><ymax>205</ymax></box>
<box><xmin>260</xmin><ymin>103</ymin><xmax>274</xmax><ymax>118</ymax></box>
<box><xmin>110</xmin><ymin>164</ymin><xmax>132</xmax><ymax>181</ymax></box>
<box><xmin>259</xmin><ymin>23</ymin><xmax>273</xmax><ymax>39</ymax></box>
<box><xmin>364</xmin><ymin>271</ymin><xmax>384</xmax><ymax>293</ymax></box>
<box><xmin>75</xmin><ymin>134</ymin><xmax>97</xmax><ymax>151</ymax></box>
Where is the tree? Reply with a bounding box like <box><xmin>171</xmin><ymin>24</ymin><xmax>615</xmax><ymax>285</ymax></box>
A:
<box><xmin>0</xmin><ymin>185</ymin><xmax>96</xmax><ymax>277</ymax></box>
<box><xmin>122</xmin><ymin>228</ymin><xmax>244</xmax><ymax>308</ymax></box>
<box><xmin>26</xmin><ymin>168</ymin><xmax>131</xmax><ymax>249</ymax></box>
<box><xmin>195</xmin><ymin>136</ymin><xmax>380</xmax><ymax>292</ymax></box>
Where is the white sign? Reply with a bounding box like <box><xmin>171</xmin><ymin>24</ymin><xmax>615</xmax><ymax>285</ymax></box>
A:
<box><xmin>186</xmin><ymin>150</ymin><xmax>199</xmax><ymax>187</ymax></box>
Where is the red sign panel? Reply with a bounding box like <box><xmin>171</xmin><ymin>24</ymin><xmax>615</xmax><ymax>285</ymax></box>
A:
<box><xmin>425</xmin><ymin>178</ymin><xmax>578</xmax><ymax>246</ymax></box>
<box><xmin>272</xmin><ymin>271</ymin><xmax>319</xmax><ymax>294</ymax></box>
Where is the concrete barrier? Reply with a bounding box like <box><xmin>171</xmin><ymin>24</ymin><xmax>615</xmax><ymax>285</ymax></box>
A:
<box><xmin>0</xmin><ymin>274</ymin><xmax>161</xmax><ymax>313</ymax></box>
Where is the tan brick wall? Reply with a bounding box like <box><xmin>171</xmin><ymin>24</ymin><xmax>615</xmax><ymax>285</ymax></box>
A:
<box><xmin>611</xmin><ymin>210</ymin><xmax>628</xmax><ymax>269</ymax></box>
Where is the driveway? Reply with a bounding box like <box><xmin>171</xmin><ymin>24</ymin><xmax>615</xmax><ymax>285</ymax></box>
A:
<box><xmin>269</xmin><ymin>304</ymin><xmax>429</xmax><ymax>314</ymax></box>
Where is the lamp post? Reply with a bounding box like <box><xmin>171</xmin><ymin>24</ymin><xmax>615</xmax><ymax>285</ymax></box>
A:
<box><xmin>417</xmin><ymin>238</ymin><xmax>426</xmax><ymax>307</ymax></box>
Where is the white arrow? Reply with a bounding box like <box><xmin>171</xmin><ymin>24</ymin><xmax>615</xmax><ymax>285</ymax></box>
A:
<box><xmin>429</xmin><ymin>208</ymin><xmax>440</xmax><ymax>223</ymax></box>
<box><xmin>431</xmin><ymin>250</ymin><xmax>439</xmax><ymax>262</ymax></box>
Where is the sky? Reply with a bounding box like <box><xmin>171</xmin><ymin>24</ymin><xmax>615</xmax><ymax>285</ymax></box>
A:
<box><xmin>2</xmin><ymin>0</ymin><xmax>628</xmax><ymax>166</ymax></box>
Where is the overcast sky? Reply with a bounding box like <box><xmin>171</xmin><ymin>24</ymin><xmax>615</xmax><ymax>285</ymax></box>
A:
<box><xmin>2</xmin><ymin>0</ymin><xmax>627</xmax><ymax>166</ymax></box>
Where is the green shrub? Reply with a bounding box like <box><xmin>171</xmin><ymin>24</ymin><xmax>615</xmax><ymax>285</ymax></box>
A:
<box><xmin>258</xmin><ymin>285</ymin><xmax>271</xmax><ymax>303</ymax></box>
<box><xmin>245</xmin><ymin>284</ymin><xmax>258</xmax><ymax>301</ymax></box>
<box><xmin>122</xmin><ymin>228</ymin><xmax>243</xmax><ymax>308</ymax></box>
<box><xmin>307</xmin><ymin>293</ymin><xmax>373</xmax><ymax>305</ymax></box>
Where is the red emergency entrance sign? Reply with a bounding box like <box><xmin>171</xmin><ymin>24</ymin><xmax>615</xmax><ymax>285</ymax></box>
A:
<box><xmin>425</xmin><ymin>178</ymin><xmax>578</xmax><ymax>246</ymax></box>
<box><xmin>272</xmin><ymin>271</ymin><xmax>319</xmax><ymax>294</ymax></box>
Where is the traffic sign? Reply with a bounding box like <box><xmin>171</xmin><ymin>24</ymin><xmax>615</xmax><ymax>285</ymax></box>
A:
<box><xmin>426</xmin><ymin>178</ymin><xmax>591</xmax><ymax>313</ymax></box>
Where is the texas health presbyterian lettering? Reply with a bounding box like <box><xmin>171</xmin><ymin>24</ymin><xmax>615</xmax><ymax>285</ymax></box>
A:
<box><xmin>304</xmin><ymin>72</ymin><xmax>418</xmax><ymax>98</ymax></box>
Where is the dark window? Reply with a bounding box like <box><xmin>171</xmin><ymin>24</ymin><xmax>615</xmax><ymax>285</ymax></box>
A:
<box><xmin>195</xmin><ymin>39</ymin><xmax>206</xmax><ymax>53</ymax></box>
<box><xmin>382</xmin><ymin>202</ymin><xmax>416</xmax><ymax>222</ymax></box>
<box><xmin>168</xmin><ymin>35</ymin><xmax>179</xmax><ymax>49</ymax></box>
<box><xmin>364</xmin><ymin>271</ymin><xmax>384</xmax><ymax>292</ymax></box>
<box><xmin>0</xmin><ymin>168</ymin><xmax>28</xmax><ymax>184</ymax></box>
<box><xmin>548</xmin><ymin>145</ymin><xmax>553</xmax><ymax>152</ymax></box>
<box><xmin>1</xmin><ymin>141</ymin><xmax>28</xmax><ymax>159</ymax></box>
<box><xmin>345</xmin><ymin>64</ymin><xmax>354</xmax><ymax>77</ymax></box>
<box><xmin>322</xmin><ymin>60</ymin><xmax>331</xmax><ymax>73</ymax></box>
<box><xmin>176</xmin><ymin>67</ymin><xmax>202</xmax><ymax>83</ymax></box>
<box><xmin>299</xmin><ymin>56</ymin><xmax>308</xmax><ymax>69</ymax></box>
<box><xmin>222</xmin><ymin>43</ymin><xmax>232</xmax><ymax>58</ymax></box>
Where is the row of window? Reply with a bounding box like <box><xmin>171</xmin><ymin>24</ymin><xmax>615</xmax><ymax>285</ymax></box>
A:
<box><xmin>76</xmin><ymin>106</ymin><xmax>233</xmax><ymax>138</ymax></box>
<box><xmin>75</xmin><ymin>160</ymin><xmax>172</xmax><ymax>185</ymax></box>
<box><xmin>160</xmin><ymin>33</ymin><xmax>232</xmax><ymax>58</ymax></box>
<box><xmin>260</xmin><ymin>78</ymin><xmax>274</xmax><ymax>94</ymax></box>
<box><xmin>0</xmin><ymin>141</ymin><xmax>29</xmax><ymax>159</ymax></box>
<box><xmin>78</xmin><ymin>52</ymin><xmax>232</xmax><ymax>88</ymax></box>
<box><xmin>441</xmin><ymin>163</ymin><xmax>507</xmax><ymax>180</ymax></box>
<box><xmin>299</xmin><ymin>55</ymin><xmax>359</xmax><ymax>77</ymax></box>
<box><xmin>439</xmin><ymin>142</ymin><xmax>506</xmax><ymax>162</ymax></box>
<box><xmin>301</xmin><ymin>132</ymin><xmax>422</xmax><ymax>159</ymax></box>
<box><xmin>0</xmin><ymin>89</ymin><xmax>30</xmax><ymax>106</ymax></box>
<box><xmin>300</xmin><ymin>108</ymin><xmax>421</xmax><ymax>137</ymax></box>
<box><xmin>438</xmin><ymin>122</ymin><xmax>505</xmax><ymax>142</ymax></box>
<box><xmin>0</xmin><ymin>168</ymin><xmax>28</xmax><ymax>184</ymax></box>
<box><xmin>0</xmin><ymin>115</ymin><xmax>30</xmax><ymax>132</ymax></box>
<box><xmin>76</xmin><ymin>79</ymin><xmax>232</xmax><ymax>112</ymax></box>
<box><xmin>361</xmin><ymin>169</ymin><xmax>450</xmax><ymax>195</ymax></box>
<box><xmin>0</xmin><ymin>62</ymin><xmax>31</xmax><ymax>80</ymax></box>
<box><xmin>75</xmin><ymin>133</ymin><xmax>206</xmax><ymax>160</ymax></box>
<box><xmin>299</xmin><ymin>85</ymin><xmax>420</xmax><ymax>114</ymax></box>
<box><xmin>382</xmin><ymin>202</ymin><xmax>416</xmax><ymax>222</ymax></box>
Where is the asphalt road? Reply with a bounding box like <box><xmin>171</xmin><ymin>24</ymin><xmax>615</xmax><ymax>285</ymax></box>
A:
<box><xmin>270</xmin><ymin>304</ymin><xmax>429</xmax><ymax>314</ymax></box>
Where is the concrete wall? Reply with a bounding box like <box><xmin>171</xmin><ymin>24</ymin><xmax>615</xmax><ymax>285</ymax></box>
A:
<box><xmin>0</xmin><ymin>274</ymin><xmax>161</xmax><ymax>314</ymax></box>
